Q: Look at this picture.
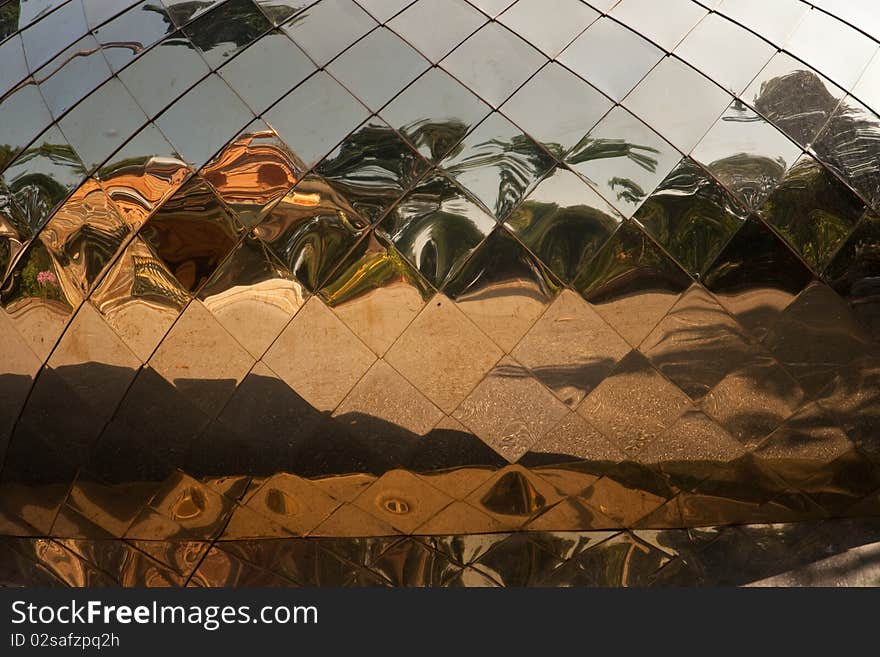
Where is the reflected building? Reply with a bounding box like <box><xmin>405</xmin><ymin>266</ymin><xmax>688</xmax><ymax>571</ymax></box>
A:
<box><xmin>1</xmin><ymin>0</ymin><xmax>880</xmax><ymax>587</ymax></box>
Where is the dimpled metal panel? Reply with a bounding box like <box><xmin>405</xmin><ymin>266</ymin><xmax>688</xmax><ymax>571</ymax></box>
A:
<box><xmin>1</xmin><ymin>0</ymin><xmax>880</xmax><ymax>587</ymax></box>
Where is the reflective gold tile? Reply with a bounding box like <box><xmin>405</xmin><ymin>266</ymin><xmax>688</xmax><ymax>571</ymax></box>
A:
<box><xmin>201</xmin><ymin>123</ymin><xmax>303</xmax><ymax>227</ymax></box>
<box><xmin>638</xmin><ymin>409</ymin><xmax>748</xmax><ymax>465</ymax></box>
<box><xmin>531</xmin><ymin>465</ymin><xmax>601</xmax><ymax>497</ymax></box>
<box><xmin>424</xmin><ymin>533</ymin><xmax>512</xmax><ymax>567</ymax></box>
<box><xmin>47</xmin><ymin>302</ymin><xmax>142</xmax><ymax>424</ymax></box>
<box><xmin>453</xmin><ymin>356</ymin><xmax>569</xmax><ymax>462</ymax></box>
<box><xmin>37</xmin><ymin>179</ymin><xmax>130</xmax><ymax>297</ymax></box>
<box><xmin>526</xmin><ymin>498</ymin><xmax>617</xmax><ymax>531</ymax></box>
<box><xmin>90</xmin><ymin>236</ymin><xmax>189</xmax><ymax>362</ymax></box>
<box><xmin>385</xmin><ymin>293</ymin><xmax>503</xmax><ymax>413</ymax></box>
<box><xmin>1</xmin><ymin>239</ymin><xmax>79</xmax><ymax>362</ymax></box>
<box><xmin>353</xmin><ymin>469</ymin><xmax>453</xmax><ymax>534</ymax></box>
<box><xmin>51</xmin><ymin>505</ymin><xmax>117</xmax><ymax>540</ymax></box>
<box><xmin>564</xmin><ymin>532</ymin><xmax>670</xmax><ymax>587</ymax></box>
<box><xmin>262</xmin><ymin>296</ymin><xmax>376</xmax><ymax>411</ymax></box>
<box><xmin>28</xmin><ymin>539</ymin><xmax>115</xmax><ymax>587</ymax></box>
<box><xmin>310</xmin><ymin>503</ymin><xmax>400</xmax><ymax>537</ymax></box>
<box><xmin>764</xmin><ymin>282</ymin><xmax>872</xmax><ymax>395</ymax></box>
<box><xmin>512</xmin><ymin>289</ymin><xmax>631</xmax><ymax>407</ymax></box>
<box><xmin>237</xmin><ymin>473</ymin><xmax>341</xmax><ymax>536</ymax></box>
<box><xmin>145</xmin><ymin>472</ymin><xmax>236</xmax><ymax>539</ymax></box>
<box><xmin>414</xmin><ymin>500</ymin><xmax>507</xmax><ymax>535</ymax></box>
<box><xmin>149</xmin><ymin>300</ymin><xmax>255</xmax><ymax>417</ymax></box>
<box><xmin>0</xmin><ymin>481</ymin><xmax>72</xmax><ymax>536</ymax></box>
<box><xmin>416</xmin><ymin>466</ymin><xmax>496</xmax><ymax>500</ymax></box>
<box><xmin>574</xmin><ymin>222</ymin><xmax>692</xmax><ymax>347</ymax></box>
<box><xmin>445</xmin><ymin>228</ymin><xmax>560</xmax><ymax>352</ymax></box>
<box><xmin>368</xmin><ymin>537</ymin><xmax>450</xmax><ymax>587</ymax></box>
<box><xmin>139</xmin><ymin>176</ymin><xmax>244</xmax><ymax>293</ymax></box>
<box><xmin>334</xmin><ymin>360</ymin><xmax>444</xmax><ymax>438</ymax></box>
<box><xmin>703</xmin><ymin>217</ymin><xmax>814</xmax><ymax>341</ymax></box>
<box><xmin>189</xmin><ymin>545</ymin><xmax>296</xmax><ymax>587</ymax></box>
<box><xmin>702</xmin><ymin>354</ymin><xmax>805</xmax><ymax>448</ymax></box>
<box><xmin>97</xmin><ymin>125</ymin><xmax>192</xmax><ymax>230</ymax></box>
<box><xmin>641</xmin><ymin>285</ymin><xmax>757</xmax><ymax>400</ymax></box>
<box><xmin>531</xmin><ymin>413</ymin><xmax>626</xmax><ymax>463</ymax></box>
<box><xmin>64</xmin><ymin>476</ymin><xmax>158</xmax><ymax>539</ymax></box>
<box><xmin>124</xmin><ymin>507</ymin><xmax>195</xmax><ymax>543</ymax></box>
<box><xmin>198</xmin><ymin>235</ymin><xmax>306</xmax><ymax>359</ymax></box>
<box><xmin>129</xmin><ymin>539</ymin><xmax>210</xmax><ymax>580</ymax></box>
<box><xmin>321</xmin><ymin>233</ymin><xmax>432</xmax><ymax>356</ymax></box>
<box><xmin>221</xmin><ymin>504</ymin><xmax>293</xmax><ymax>540</ymax></box>
<box><xmin>577</xmin><ymin>474</ymin><xmax>671</xmax><ymax>527</ymax></box>
<box><xmin>754</xmin><ymin>403</ymin><xmax>854</xmax><ymax>467</ymax></box>
<box><xmin>310</xmin><ymin>473</ymin><xmax>377</xmax><ymax>503</ymax></box>
<box><xmin>815</xmin><ymin>356</ymin><xmax>880</xmax><ymax>459</ymax></box>
<box><xmin>466</xmin><ymin>465</ymin><xmax>562</xmax><ymax>526</ymax></box>
<box><xmin>577</xmin><ymin>350</ymin><xmax>692</xmax><ymax>457</ymax></box>
<box><xmin>471</xmin><ymin>533</ymin><xmax>563</xmax><ymax>586</ymax></box>
<box><xmin>0</xmin><ymin>308</ymin><xmax>42</xmax><ymax>440</ymax></box>
<box><xmin>255</xmin><ymin>174</ymin><xmax>367</xmax><ymax>292</ymax></box>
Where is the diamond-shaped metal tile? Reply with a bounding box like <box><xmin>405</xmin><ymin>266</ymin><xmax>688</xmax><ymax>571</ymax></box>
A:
<box><xmin>565</xmin><ymin>107</ymin><xmax>682</xmax><ymax>219</ymax></box>
<box><xmin>334</xmin><ymin>359</ymin><xmax>444</xmax><ymax>440</ymax></box>
<box><xmin>444</xmin><ymin>226</ymin><xmax>559</xmax><ymax>352</ymax></box>
<box><xmin>573</xmin><ymin>221</ymin><xmax>692</xmax><ymax>347</ymax></box>
<box><xmin>764</xmin><ymin>281</ymin><xmax>872</xmax><ymax>396</ymax></box>
<box><xmin>702</xmin><ymin>354</ymin><xmax>805</xmax><ymax>448</ymax></box>
<box><xmin>388</xmin><ymin>0</ymin><xmax>486</xmax><ymax>62</ymax></box>
<box><xmin>262</xmin><ymin>295</ymin><xmax>376</xmax><ymax>411</ymax></box>
<box><xmin>452</xmin><ymin>356</ymin><xmax>572</xmax><ymax>462</ymax></box>
<box><xmin>506</xmin><ymin>165</ymin><xmax>622</xmax><ymax>283</ymax></box>
<box><xmin>353</xmin><ymin>469</ymin><xmax>452</xmax><ymax>534</ymax></box>
<box><xmin>139</xmin><ymin>175</ymin><xmax>244</xmax><ymax>293</ymax></box>
<box><xmin>37</xmin><ymin>178</ymin><xmax>131</xmax><ymax>298</ymax></box>
<box><xmin>692</xmin><ymin>100</ymin><xmax>804</xmax><ymax>211</ymax></box>
<box><xmin>200</xmin><ymin>122</ymin><xmax>304</xmax><ymax>228</ymax></box>
<box><xmin>512</xmin><ymin>289</ymin><xmax>631</xmax><ymax>408</ymax></box>
<box><xmin>640</xmin><ymin>285</ymin><xmax>759</xmax><ymax>400</ymax></box>
<box><xmin>502</xmin><ymin>63</ymin><xmax>612</xmax><ymax>161</ymax></box>
<box><xmin>385</xmin><ymin>293</ymin><xmax>502</xmax><ymax>413</ymax></box>
<box><xmin>633</xmin><ymin>157</ymin><xmax>747</xmax><ymax>276</ymax></box>
<box><xmin>149</xmin><ymin>299</ymin><xmax>256</xmax><ymax>417</ymax></box>
<box><xmin>824</xmin><ymin>212</ymin><xmax>880</xmax><ymax>339</ymax></box>
<box><xmin>559</xmin><ymin>17</ymin><xmax>662</xmax><ymax>102</ymax></box>
<box><xmin>673</xmin><ymin>12</ymin><xmax>775</xmax><ymax>96</ymax></box>
<box><xmin>577</xmin><ymin>350</ymin><xmax>692</xmax><ymax>458</ymax></box>
<box><xmin>441</xmin><ymin>112</ymin><xmax>554</xmax><ymax>221</ymax></box>
<box><xmin>329</xmin><ymin>26</ymin><xmax>430</xmax><ymax>111</ymax></box>
<box><xmin>263</xmin><ymin>71</ymin><xmax>370</xmax><ymax>170</ymax></box>
<box><xmin>0</xmin><ymin>237</ymin><xmax>79</xmax><ymax>362</ymax></box>
<box><xmin>702</xmin><ymin>216</ymin><xmax>814</xmax><ymax>340</ymax></box>
<box><xmin>197</xmin><ymin>234</ymin><xmax>306</xmax><ymax>359</ymax></box>
<box><xmin>498</xmin><ymin>0</ymin><xmax>598</xmax><ymax>58</ymax></box>
<box><xmin>624</xmin><ymin>56</ymin><xmax>731</xmax><ymax>154</ymax></box>
<box><xmin>281</xmin><ymin>0</ymin><xmax>377</xmax><ymax>66</ymax></box>
<box><xmin>760</xmin><ymin>154</ymin><xmax>865</xmax><ymax>272</ymax></box>
<box><xmin>379</xmin><ymin>171</ymin><xmax>496</xmax><ymax>288</ymax></box>
<box><xmin>256</xmin><ymin>174</ymin><xmax>368</xmax><ymax>292</ymax></box>
<box><xmin>379</xmin><ymin>67</ymin><xmax>492</xmax><ymax>163</ymax></box>
<box><xmin>89</xmin><ymin>235</ymin><xmax>189</xmax><ymax>363</ymax></box>
<box><xmin>441</xmin><ymin>21</ymin><xmax>546</xmax><ymax>108</ymax></box>
<box><xmin>315</xmin><ymin>120</ymin><xmax>430</xmax><ymax>225</ymax></box>
<box><xmin>320</xmin><ymin>232</ymin><xmax>432</xmax><ymax>356</ymax></box>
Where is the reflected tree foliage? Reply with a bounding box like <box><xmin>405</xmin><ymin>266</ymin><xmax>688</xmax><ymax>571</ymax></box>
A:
<box><xmin>566</xmin><ymin>132</ymin><xmax>662</xmax><ymax>206</ymax></box>
<box><xmin>0</xmin><ymin>1</ymin><xmax>19</xmax><ymax>42</ymax></box>
<box><xmin>751</xmin><ymin>69</ymin><xmax>841</xmax><ymax>145</ymax></box>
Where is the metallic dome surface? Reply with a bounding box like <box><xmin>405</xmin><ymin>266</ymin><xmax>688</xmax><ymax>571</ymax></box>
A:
<box><xmin>1</xmin><ymin>0</ymin><xmax>880</xmax><ymax>586</ymax></box>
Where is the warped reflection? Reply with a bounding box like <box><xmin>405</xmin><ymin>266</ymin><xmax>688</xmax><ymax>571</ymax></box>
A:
<box><xmin>0</xmin><ymin>0</ymin><xmax>879</xmax><ymax>587</ymax></box>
